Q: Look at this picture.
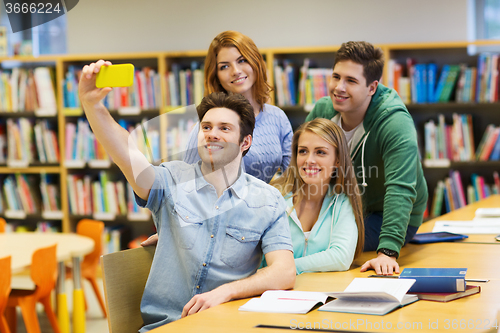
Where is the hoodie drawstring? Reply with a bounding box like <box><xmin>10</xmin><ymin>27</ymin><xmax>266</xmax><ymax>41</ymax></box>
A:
<box><xmin>360</xmin><ymin>132</ymin><xmax>370</xmax><ymax>187</ymax></box>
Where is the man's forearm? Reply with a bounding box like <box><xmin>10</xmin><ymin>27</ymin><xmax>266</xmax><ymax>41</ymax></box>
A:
<box><xmin>218</xmin><ymin>252</ymin><xmax>296</xmax><ymax>300</ymax></box>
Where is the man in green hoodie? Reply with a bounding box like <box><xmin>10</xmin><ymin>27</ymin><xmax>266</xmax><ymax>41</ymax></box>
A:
<box><xmin>305</xmin><ymin>41</ymin><xmax>428</xmax><ymax>275</ymax></box>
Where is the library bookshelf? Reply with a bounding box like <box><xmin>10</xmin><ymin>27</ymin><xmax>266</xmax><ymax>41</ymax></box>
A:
<box><xmin>1</xmin><ymin>40</ymin><xmax>499</xmax><ymax>244</ymax></box>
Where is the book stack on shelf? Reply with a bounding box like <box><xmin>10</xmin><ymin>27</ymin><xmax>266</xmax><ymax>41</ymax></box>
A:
<box><xmin>6</xmin><ymin>118</ymin><xmax>36</xmax><ymax>167</ymax></box>
<box><xmin>475</xmin><ymin>53</ymin><xmax>500</xmax><ymax>103</ymax></box>
<box><xmin>273</xmin><ymin>59</ymin><xmax>298</xmax><ymax>107</ymax></box>
<box><xmin>430</xmin><ymin>171</ymin><xmax>500</xmax><ymax>216</ymax></box>
<box><xmin>66</xmin><ymin>171</ymin><xmax>150</xmax><ymax>222</ymax></box>
<box><xmin>39</xmin><ymin>173</ymin><xmax>63</xmax><ymax>219</ymax></box>
<box><xmin>165</xmin><ymin>62</ymin><xmax>204</xmax><ymax>107</ymax></box>
<box><xmin>476</xmin><ymin>124</ymin><xmax>500</xmax><ymax>161</ymax></box>
<box><xmin>65</xmin><ymin>119</ymin><xmax>110</xmax><ymax>168</ymax></box>
<box><xmin>33</xmin><ymin>120</ymin><xmax>60</xmax><ymax>164</ymax></box>
<box><xmin>273</xmin><ymin>58</ymin><xmax>332</xmax><ymax>110</ymax></box>
<box><xmin>0</xmin><ymin>67</ymin><xmax>57</xmax><ymax>116</ymax></box>
<box><xmin>5</xmin><ymin>118</ymin><xmax>59</xmax><ymax>167</ymax></box>
<box><xmin>2</xmin><ymin>174</ymin><xmax>41</xmax><ymax>218</ymax></box>
<box><xmin>423</xmin><ymin>114</ymin><xmax>475</xmax><ymax>167</ymax></box>
<box><xmin>1</xmin><ymin>173</ymin><xmax>62</xmax><ymax>220</ymax></box>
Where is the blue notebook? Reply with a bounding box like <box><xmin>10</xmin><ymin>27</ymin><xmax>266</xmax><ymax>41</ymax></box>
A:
<box><xmin>399</xmin><ymin>268</ymin><xmax>467</xmax><ymax>293</ymax></box>
<box><xmin>410</xmin><ymin>232</ymin><xmax>468</xmax><ymax>244</ymax></box>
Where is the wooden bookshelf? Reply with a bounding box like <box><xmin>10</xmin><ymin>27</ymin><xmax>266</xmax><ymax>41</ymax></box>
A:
<box><xmin>1</xmin><ymin>40</ymin><xmax>500</xmax><ymax>238</ymax></box>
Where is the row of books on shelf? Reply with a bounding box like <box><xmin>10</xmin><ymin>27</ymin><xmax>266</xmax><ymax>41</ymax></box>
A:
<box><xmin>66</xmin><ymin>172</ymin><xmax>150</xmax><ymax>220</ymax></box>
<box><xmin>65</xmin><ymin>118</ymin><xmax>160</xmax><ymax>167</ymax></box>
<box><xmin>274</xmin><ymin>58</ymin><xmax>332</xmax><ymax>108</ymax></box>
<box><xmin>1</xmin><ymin>115</ymin><xmax>191</xmax><ymax>168</ymax></box>
<box><xmin>0</xmin><ymin>67</ymin><xmax>57</xmax><ymax>115</ymax></box>
<box><xmin>165</xmin><ymin>62</ymin><xmax>204</xmax><ymax>107</ymax></box>
<box><xmin>64</xmin><ymin>63</ymin><xmax>204</xmax><ymax>111</ymax></box>
<box><xmin>423</xmin><ymin>114</ymin><xmax>475</xmax><ymax>163</ymax></box>
<box><xmin>430</xmin><ymin>171</ymin><xmax>500</xmax><ymax>217</ymax></box>
<box><xmin>387</xmin><ymin>53</ymin><xmax>500</xmax><ymax>104</ymax></box>
<box><xmin>0</xmin><ymin>118</ymin><xmax>60</xmax><ymax>166</ymax></box>
<box><xmin>424</xmin><ymin>114</ymin><xmax>500</xmax><ymax>165</ymax></box>
<box><xmin>1</xmin><ymin>174</ymin><xmax>61</xmax><ymax>218</ymax></box>
<box><xmin>65</xmin><ymin>118</ymin><xmax>109</xmax><ymax>166</ymax></box>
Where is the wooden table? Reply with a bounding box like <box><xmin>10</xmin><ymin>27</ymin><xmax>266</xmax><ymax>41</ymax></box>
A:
<box><xmin>0</xmin><ymin>232</ymin><xmax>94</xmax><ymax>273</ymax></box>
<box><xmin>0</xmin><ymin>232</ymin><xmax>94</xmax><ymax>333</ymax></box>
<box><xmin>149</xmin><ymin>195</ymin><xmax>500</xmax><ymax>333</ymax></box>
<box><xmin>418</xmin><ymin>195</ymin><xmax>500</xmax><ymax>244</ymax></box>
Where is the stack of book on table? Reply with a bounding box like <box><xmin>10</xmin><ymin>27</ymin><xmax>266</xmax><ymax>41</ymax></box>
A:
<box><xmin>399</xmin><ymin>267</ymin><xmax>481</xmax><ymax>302</ymax></box>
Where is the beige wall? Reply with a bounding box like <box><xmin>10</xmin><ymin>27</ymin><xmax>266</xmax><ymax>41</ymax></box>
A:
<box><xmin>66</xmin><ymin>0</ymin><xmax>469</xmax><ymax>54</ymax></box>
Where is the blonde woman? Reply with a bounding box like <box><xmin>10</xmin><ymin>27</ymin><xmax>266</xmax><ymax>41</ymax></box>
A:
<box><xmin>265</xmin><ymin>118</ymin><xmax>364</xmax><ymax>274</ymax></box>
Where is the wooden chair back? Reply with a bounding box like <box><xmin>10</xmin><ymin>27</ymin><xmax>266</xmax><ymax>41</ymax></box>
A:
<box><xmin>101</xmin><ymin>246</ymin><xmax>155</xmax><ymax>333</ymax></box>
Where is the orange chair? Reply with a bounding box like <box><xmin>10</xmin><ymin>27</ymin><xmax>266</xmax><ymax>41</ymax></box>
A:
<box><xmin>0</xmin><ymin>218</ymin><xmax>6</xmax><ymax>233</ymax></box>
<box><xmin>67</xmin><ymin>219</ymin><xmax>107</xmax><ymax>317</ymax></box>
<box><xmin>6</xmin><ymin>244</ymin><xmax>60</xmax><ymax>333</ymax></box>
<box><xmin>0</xmin><ymin>256</ymin><xmax>12</xmax><ymax>333</ymax></box>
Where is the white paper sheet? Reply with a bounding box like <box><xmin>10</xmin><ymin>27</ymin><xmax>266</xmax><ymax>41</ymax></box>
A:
<box><xmin>433</xmin><ymin>220</ymin><xmax>500</xmax><ymax>234</ymax></box>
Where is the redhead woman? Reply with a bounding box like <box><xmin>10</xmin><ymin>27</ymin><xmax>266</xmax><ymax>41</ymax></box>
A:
<box><xmin>183</xmin><ymin>30</ymin><xmax>293</xmax><ymax>183</ymax></box>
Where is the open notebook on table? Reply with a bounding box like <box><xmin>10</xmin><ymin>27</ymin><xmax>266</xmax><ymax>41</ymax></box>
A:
<box><xmin>318</xmin><ymin>278</ymin><xmax>418</xmax><ymax>316</ymax></box>
<box><xmin>239</xmin><ymin>290</ymin><xmax>332</xmax><ymax>314</ymax></box>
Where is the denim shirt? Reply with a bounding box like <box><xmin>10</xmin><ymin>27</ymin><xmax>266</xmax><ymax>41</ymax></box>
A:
<box><xmin>136</xmin><ymin>161</ymin><xmax>293</xmax><ymax>332</ymax></box>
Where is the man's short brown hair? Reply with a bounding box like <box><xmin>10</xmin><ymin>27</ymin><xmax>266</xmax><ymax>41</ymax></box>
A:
<box><xmin>334</xmin><ymin>41</ymin><xmax>384</xmax><ymax>86</ymax></box>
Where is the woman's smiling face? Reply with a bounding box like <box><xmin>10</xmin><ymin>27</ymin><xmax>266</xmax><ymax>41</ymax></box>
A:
<box><xmin>216</xmin><ymin>46</ymin><xmax>255</xmax><ymax>100</ymax></box>
<box><xmin>296</xmin><ymin>130</ymin><xmax>338</xmax><ymax>187</ymax></box>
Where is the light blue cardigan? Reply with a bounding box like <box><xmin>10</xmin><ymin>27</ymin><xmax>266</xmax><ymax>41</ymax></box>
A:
<box><xmin>287</xmin><ymin>191</ymin><xmax>359</xmax><ymax>274</ymax></box>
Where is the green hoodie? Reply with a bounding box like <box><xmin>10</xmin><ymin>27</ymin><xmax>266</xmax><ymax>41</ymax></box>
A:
<box><xmin>306</xmin><ymin>84</ymin><xmax>428</xmax><ymax>254</ymax></box>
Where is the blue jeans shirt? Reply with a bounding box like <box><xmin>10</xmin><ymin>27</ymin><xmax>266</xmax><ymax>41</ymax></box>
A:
<box><xmin>136</xmin><ymin>161</ymin><xmax>293</xmax><ymax>332</ymax></box>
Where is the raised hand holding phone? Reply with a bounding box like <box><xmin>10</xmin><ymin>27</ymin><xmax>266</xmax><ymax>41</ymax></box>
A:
<box><xmin>79</xmin><ymin>60</ymin><xmax>114</xmax><ymax>107</ymax></box>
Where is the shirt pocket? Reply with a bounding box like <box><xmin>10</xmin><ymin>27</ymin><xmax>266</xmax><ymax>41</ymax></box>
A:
<box><xmin>220</xmin><ymin>226</ymin><xmax>261</xmax><ymax>268</ymax></box>
<box><xmin>172</xmin><ymin>203</ymin><xmax>204</xmax><ymax>250</ymax></box>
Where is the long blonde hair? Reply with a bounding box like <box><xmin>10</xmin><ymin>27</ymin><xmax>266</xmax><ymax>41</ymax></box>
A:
<box><xmin>270</xmin><ymin>118</ymin><xmax>365</xmax><ymax>258</ymax></box>
<box><xmin>204</xmin><ymin>30</ymin><xmax>272</xmax><ymax>110</ymax></box>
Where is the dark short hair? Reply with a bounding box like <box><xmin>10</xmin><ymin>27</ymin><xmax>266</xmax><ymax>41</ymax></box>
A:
<box><xmin>197</xmin><ymin>92</ymin><xmax>255</xmax><ymax>156</ymax></box>
<box><xmin>334</xmin><ymin>41</ymin><xmax>384</xmax><ymax>85</ymax></box>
